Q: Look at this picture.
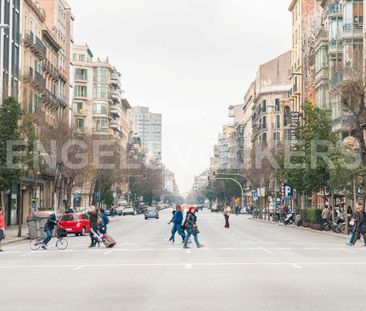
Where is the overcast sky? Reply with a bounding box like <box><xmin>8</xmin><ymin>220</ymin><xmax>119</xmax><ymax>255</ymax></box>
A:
<box><xmin>68</xmin><ymin>0</ymin><xmax>291</xmax><ymax>193</ymax></box>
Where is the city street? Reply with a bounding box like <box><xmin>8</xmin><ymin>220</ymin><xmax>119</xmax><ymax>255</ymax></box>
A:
<box><xmin>1</xmin><ymin>209</ymin><xmax>366</xmax><ymax>311</ymax></box>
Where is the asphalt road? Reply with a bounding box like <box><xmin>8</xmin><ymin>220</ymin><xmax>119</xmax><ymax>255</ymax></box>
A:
<box><xmin>1</xmin><ymin>209</ymin><xmax>366</xmax><ymax>311</ymax></box>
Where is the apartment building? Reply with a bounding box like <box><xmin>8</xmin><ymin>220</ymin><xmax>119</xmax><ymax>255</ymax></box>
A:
<box><xmin>0</xmin><ymin>0</ymin><xmax>21</xmax><ymax>104</ymax></box>
<box><xmin>131</xmin><ymin>106</ymin><xmax>162</xmax><ymax>163</ymax></box>
<box><xmin>315</xmin><ymin>0</ymin><xmax>363</xmax><ymax>139</ymax></box>
<box><xmin>251</xmin><ymin>52</ymin><xmax>292</xmax><ymax>151</ymax></box>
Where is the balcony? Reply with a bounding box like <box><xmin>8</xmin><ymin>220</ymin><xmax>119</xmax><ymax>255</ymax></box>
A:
<box><xmin>23</xmin><ymin>31</ymin><xmax>46</xmax><ymax>59</ymax></box>
<box><xmin>111</xmin><ymin>90</ymin><xmax>121</xmax><ymax>102</ymax></box>
<box><xmin>42</xmin><ymin>90</ymin><xmax>67</xmax><ymax>109</ymax></box>
<box><xmin>343</xmin><ymin>23</ymin><xmax>363</xmax><ymax>40</ymax></box>
<box><xmin>111</xmin><ymin>72</ymin><xmax>120</xmax><ymax>86</ymax></box>
<box><xmin>110</xmin><ymin>105</ymin><xmax>121</xmax><ymax>118</ymax></box>
<box><xmin>42</xmin><ymin>59</ymin><xmax>59</xmax><ymax>80</ymax></box>
<box><xmin>58</xmin><ymin>67</ymin><xmax>68</xmax><ymax>82</ymax></box>
<box><xmin>332</xmin><ymin>115</ymin><xmax>356</xmax><ymax>132</ymax></box>
<box><xmin>328</xmin><ymin>3</ymin><xmax>342</xmax><ymax>18</ymax></box>
<box><xmin>110</xmin><ymin>119</ymin><xmax>121</xmax><ymax>131</ymax></box>
<box><xmin>24</xmin><ymin>67</ymin><xmax>45</xmax><ymax>91</ymax></box>
<box><xmin>328</xmin><ymin>39</ymin><xmax>343</xmax><ymax>54</ymax></box>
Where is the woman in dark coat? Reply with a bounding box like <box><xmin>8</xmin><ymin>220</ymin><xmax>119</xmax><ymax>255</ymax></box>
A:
<box><xmin>88</xmin><ymin>206</ymin><xmax>99</xmax><ymax>248</ymax></box>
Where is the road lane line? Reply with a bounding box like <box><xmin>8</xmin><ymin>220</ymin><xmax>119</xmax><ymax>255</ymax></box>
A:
<box><xmin>185</xmin><ymin>264</ymin><xmax>193</xmax><ymax>269</ymax></box>
<box><xmin>291</xmin><ymin>263</ymin><xmax>303</xmax><ymax>269</ymax></box>
<box><xmin>260</xmin><ymin>247</ymin><xmax>273</xmax><ymax>254</ymax></box>
<box><xmin>20</xmin><ymin>252</ymin><xmax>36</xmax><ymax>257</ymax></box>
<box><xmin>73</xmin><ymin>265</ymin><xmax>83</xmax><ymax>271</ymax></box>
<box><xmin>2</xmin><ymin>262</ymin><xmax>366</xmax><ymax>270</ymax></box>
<box><xmin>104</xmin><ymin>250</ymin><xmax>113</xmax><ymax>255</ymax></box>
<box><xmin>335</xmin><ymin>248</ymin><xmax>357</xmax><ymax>254</ymax></box>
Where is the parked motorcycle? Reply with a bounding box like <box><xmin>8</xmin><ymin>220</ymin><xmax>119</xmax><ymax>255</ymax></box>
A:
<box><xmin>283</xmin><ymin>212</ymin><xmax>295</xmax><ymax>225</ymax></box>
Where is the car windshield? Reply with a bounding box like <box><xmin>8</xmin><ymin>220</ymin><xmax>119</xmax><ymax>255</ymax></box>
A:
<box><xmin>147</xmin><ymin>208</ymin><xmax>155</xmax><ymax>212</ymax></box>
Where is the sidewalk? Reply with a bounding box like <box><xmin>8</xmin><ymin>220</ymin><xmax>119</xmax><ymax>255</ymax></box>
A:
<box><xmin>2</xmin><ymin>225</ymin><xmax>29</xmax><ymax>245</ymax></box>
<box><xmin>250</xmin><ymin>217</ymin><xmax>350</xmax><ymax>240</ymax></box>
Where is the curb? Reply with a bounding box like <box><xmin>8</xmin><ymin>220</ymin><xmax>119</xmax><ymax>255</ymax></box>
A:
<box><xmin>3</xmin><ymin>237</ymin><xmax>28</xmax><ymax>245</ymax></box>
<box><xmin>250</xmin><ymin>218</ymin><xmax>350</xmax><ymax>240</ymax></box>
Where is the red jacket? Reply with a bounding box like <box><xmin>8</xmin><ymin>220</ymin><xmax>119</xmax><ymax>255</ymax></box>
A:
<box><xmin>0</xmin><ymin>214</ymin><xmax>5</xmax><ymax>229</ymax></box>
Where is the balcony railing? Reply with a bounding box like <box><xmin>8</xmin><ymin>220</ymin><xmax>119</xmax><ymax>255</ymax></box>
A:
<box><xmin>24</xmin><ymin>31</ymin><xmax>46</xmax><ymax>57</ymax></box>
<box><xmin>332</xmin><ymin>115</ymin><xmax>356</xmax><ymax>132</ymax></box>
<box><xmin>42</xmin><ymin>59</ymin><xmax>59</xmax><ymax>79</ymax></box>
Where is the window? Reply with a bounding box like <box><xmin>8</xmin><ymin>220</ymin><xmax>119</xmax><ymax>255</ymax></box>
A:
<box><xmin>273</xmin><ymin>132</ymin><xmax>280</xmax><ymax>142</ymax></box>
<box><xmin>75</xmin><ymin>102</ymin><xmax>83</xmax><ymax>114</ymax></box>
<box><xmin>94</xmin><ymin>67</ymin><xmax>109</xmax><ymax>82</ymax></box>
<box><xmin>76</xmin><ymin>119</ymin><xmax>84</xmax><ymax>130</ymax></box>
<box><xmin>353</xmin><ymin>3</ymin><xmax>363</xmax><ymax>25</ymax></box>
<box><xmin>74</xmin><ymin>85</ymin><xmax>87</xmax><ymax>97</ymax></box>
<box><xmin>262</xmin><ymin>100</ymin><xmax>266</xmax><ymax>112</ymax></box>
<box><xmin>78</xmin><ymin>54</ymin><xmax>85</xmax><ymax>62</ymax></box>
<box><xmin>93</xmin><ymin>83</ymin><xmax>109</xmax><ymax>99</ymax></box>
<box><xmin>93</xmin><ymin>103</ymin><xmax>108</xmax><ymax>115</ymax></box>
<box><xmin>75</xmin><ymin>68</ymin><xmax>88</xmax><ymax>81</ymax></box>
<box><xmin>276</xmin><ymin>115</ymin><xmax>280</xmax><ymax>129</ymax></box>
<box><xmin>262</xmin><ymin>133</ymin><xmax>267</xmax><ymax>142</ymax></box>
<box><xmin>93</xmin><ymin>117</ymin><xmax>108</xmax><ymax>132</ymax></box>
<box><xmin>275</xmin><ymin>98</ymin><xmax>280</xmax><ymax>112</ymax></box>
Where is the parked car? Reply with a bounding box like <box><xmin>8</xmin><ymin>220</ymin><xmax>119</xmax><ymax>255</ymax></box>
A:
<box><xmin>123</xmin><ymin>206</ymin><xmax>135</xmax><ymax>216</ymax></box>
<box><xmin>59</xmin><ymin>213</ymin><xmax>90</xmax><ymax>236</ymax></box>
<box><xmin>116</xmin><ymin>209</ymin><xmax>123</xmax><ymax>216</ymax></box>
<box><xmin>145</xmin><ymin>206</ymin><xmax>159</xmax><ymax>220</ymax></box>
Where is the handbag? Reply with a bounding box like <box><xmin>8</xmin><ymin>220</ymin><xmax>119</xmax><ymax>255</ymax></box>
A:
<box><xmin>193</xmin><ymin>226</ymin><xmax>200</xmax><ymax>234</ymax></box>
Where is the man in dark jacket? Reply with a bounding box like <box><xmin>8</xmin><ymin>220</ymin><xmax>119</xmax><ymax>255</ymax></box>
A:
<box><xmin>348</xmin><ymin>204</ymin><xmax>366</xmax><ymax>246</ymax></box>
<box><xmin>42</xmin><ymin>213</ymin><xmax>58</xmax><ymax>249</ymax></box>
<box><xmin>169</xmin><ymin>205</ymin><xmax>185</xmax><ymax>243</ymax></box>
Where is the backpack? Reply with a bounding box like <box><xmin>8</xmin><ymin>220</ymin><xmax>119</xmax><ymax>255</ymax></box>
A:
<box><xmin>102</xmin><ymin>214</ymin><xmax>110</xmax><ymax>225</ymax></box>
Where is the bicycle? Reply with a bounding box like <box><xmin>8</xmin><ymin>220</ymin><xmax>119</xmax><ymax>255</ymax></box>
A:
<box><xmin>29</xmin><ymin>227</ymin><xmax>68</xmax><ymax>251</ymax></box>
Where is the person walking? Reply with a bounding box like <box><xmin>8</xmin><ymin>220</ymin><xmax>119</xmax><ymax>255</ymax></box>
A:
<box><xmin>88</xmin><ymin>206</ymin><xmax>99</xmax><ymax>248</ymax></box>
<box><xmin>235</xmin><ymin>198</ymin><xmax>241</xmax><ymax>215</ymax></box>
<box><xmin>183</xmin><ymin>206</ymin><xmax>203</xmax><ymax>249</ymax></box>
<box><xmin>224</xmin><ymin>204</ymin><xmax>231</xmax><ymax>228</ymax></box>
<box><xmin>0</xmin><ymin>208</ymin><xmax>5</xmax><ymax>252</ymax></box>
<box><xmin>169</xmin><ymin>204</ymin><xmax>185</xmax><ymax>244</ymax></box>
<box><xmin>42</xmin><ymin>213</ymin><xmax>58</xmax><ymax>250</ymax></box>
<box><xmin>98</xmin><ymin>208</ymin><xmax>109</xmax><ymax>234</ymax></box>
<box><xmin>321</xmin><ymin>205</ymin><xmax>331</xmax><ymax>230</ymax></box>
<box><xmin>348</xmin><ymin>204</ymin><xmax>366</xmax><ymax>246</ymax></box>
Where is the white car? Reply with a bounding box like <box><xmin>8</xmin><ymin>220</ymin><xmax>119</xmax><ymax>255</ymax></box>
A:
<box><xmin>123</xmin><ymin>207</ymin><xmax>135</xmax><ymax>216</ymax></box>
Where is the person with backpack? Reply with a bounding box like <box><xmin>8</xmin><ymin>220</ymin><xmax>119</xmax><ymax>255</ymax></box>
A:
<box><xmin>98</xmin><ymin>208</ymin><xmax>110</xmax><ymax>234</ymax></box>
<box><xmin>169</xmin><ymin>204</ymin><xmax>185</xmax><ymax>244</ymax></box>
<box><xmin>183</xmin><ymin>206</ymin><xmax>203</xmax><ymax>249</ymax></box>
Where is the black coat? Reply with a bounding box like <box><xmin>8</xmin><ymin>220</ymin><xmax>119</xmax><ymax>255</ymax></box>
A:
<box><xmin>44</xmin><ymin>214</ymin><xmax>57</xmax><ymax>231</ymax></box>
<box><xmin>358</xmin><ymin>212</ymin><xmax>366</xmax><ymax>234</ymax></box>
<box><xmin>89</xmin><ymin>212</ymin><xmax>98</xmax><ymax>232</ymax></box>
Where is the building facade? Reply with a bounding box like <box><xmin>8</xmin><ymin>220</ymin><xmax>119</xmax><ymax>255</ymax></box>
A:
<box><xmin>131</xmin><ymin>106</ymin><xmax>162</xmax><ymax>163</ymax></box>
<box><xmin>251</xmin><ymin>52</ymin><xmax>292</xmax><ymax>151</ymax></box>
<box><xmin>0</xmin><ymin>0</ymin><xmax>21</xmax><ymax>104</ymax></box>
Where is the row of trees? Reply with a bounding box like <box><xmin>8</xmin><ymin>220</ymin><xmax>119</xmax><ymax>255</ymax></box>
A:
<box><xmin>0</xmin><ymin>97</ymin><xmax>166</xmax><ymax>218</ymax></box>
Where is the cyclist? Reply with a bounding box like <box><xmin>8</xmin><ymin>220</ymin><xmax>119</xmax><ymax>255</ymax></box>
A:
<box><xmin>42</xmin><ymin>213</ymin><xmax>58</xmax><ymax>250</ymax></box>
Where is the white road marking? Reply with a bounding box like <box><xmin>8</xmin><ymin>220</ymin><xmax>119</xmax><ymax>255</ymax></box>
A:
<box><xmin>260</xmin><ymin>247</ymin><xmax>273</xmax><ymax>254</ymax></box>
<box><xmin>20</xmin><ymin>252</ymin><xmax>35</xmax><ymax>257</ymax></box>
<box><xmin>185</xmin><ymin>264</ymin><xmax>193</xmax><ymax>269</ymax></box>
<box><xmin>73</xmin><ymin>265</ymin><xmax>83</xmax><ymax>271</ymax></box>
<box><xmin>186</xmin><ymin>249</ymin><xmax>191</xmax><ymax>254</ymax></box>
<box><xmin>335</xmin><ymin>248</ymin><xmax>357</xmax><ymax>254</ymax></box>
<box><xmin>104</xmin><ymin>250</ymin><xmax>113</xmax><ymax>255</ymax></box>
<box><xmin>2</xmin><ymin>262</ymin><xmax>366</xmax><ymax>270</ymax></box>
<box><xmin>291</xmin><ymin>263</ymin><xmax>303</xmax><ymax>269</ymax></box>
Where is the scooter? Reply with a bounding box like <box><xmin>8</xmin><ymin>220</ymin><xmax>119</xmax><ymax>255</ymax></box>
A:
<box><xmin>283</xmin><ymin>212</ymin><xmax>295</xmax><ymax>225</ymax></box>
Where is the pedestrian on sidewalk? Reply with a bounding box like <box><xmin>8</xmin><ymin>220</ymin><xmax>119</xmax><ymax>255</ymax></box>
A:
<box><xmin>88</xmin><ymin>206</ymin><xmax>99</xmax><ymax>248</ymax></box>
<box><xmin>0</xmin><ymin>207</ymin><xmax>5</xmax><ymax>252</ymax></box>
<box><xmin>348</xmin><ymin>204</ymin><xmax>366</xmax><ymax>246</ymax></box>
<box><xmin>169</xmin><ymin>204</ymin><xmax>185</xmax><ymax>244</ymax></box>
<box><xmin>183</xmin><ymin>206</ymin><xmax>203</xmax><ymax>249</ymax></box>
<box><xmin>321</xmin><ymin>205</ymin><xmax>331</xmax><ymax>230</ymax></box>
<box><xmin>235</xmin><ymin>198</ymin><xmax>241</xmax><ymax>215</ymax></box>
<box><xmin>224</xmin><ymin>204</ymin><xmax>231</xmax><ymax>228</ymax></box>
<box><xmin>42</xmin><ymin>213</ymin><xmax>58</xmax><ymax>249</ymax></box>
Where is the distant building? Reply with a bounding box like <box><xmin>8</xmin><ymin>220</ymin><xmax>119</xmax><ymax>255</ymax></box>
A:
<box><xmin>131</xmin><ymin>106</ymin><xmax>162</xmax><ymax>162</ymax></box>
